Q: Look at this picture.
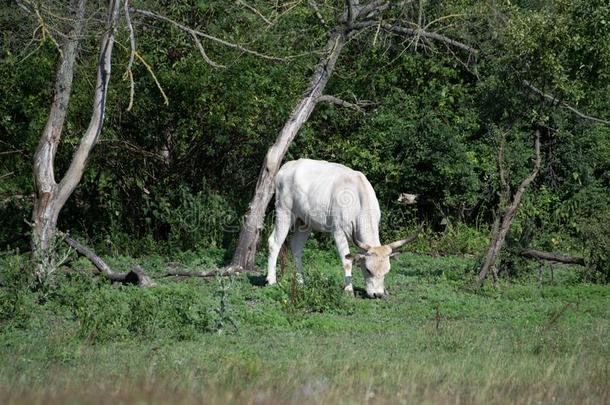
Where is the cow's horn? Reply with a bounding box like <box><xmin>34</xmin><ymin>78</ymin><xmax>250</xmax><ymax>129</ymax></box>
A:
<box><xmin>387</xmin><ymin>234</ymin><xmax>417</xmax><ymax>250</ymax></box>
<box><xmin>356</xmin><ymin>240</ymin><xmax>371</xmax><ymax>251</ymax></box>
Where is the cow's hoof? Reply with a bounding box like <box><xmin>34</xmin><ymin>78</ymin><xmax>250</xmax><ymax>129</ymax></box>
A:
<box><xmin>266</xmin><ymin>277</ymin><xmax>277</xmax><ymax>286</ymax></box>
<box><xmin>344</xmin><ymin>285</ymin><xmax>355</xmax><ymax>297</ymax></box>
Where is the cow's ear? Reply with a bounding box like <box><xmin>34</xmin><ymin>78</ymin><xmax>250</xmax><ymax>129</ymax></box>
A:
<box><xmin>389</xmin><ymin>251</ymin><xmax>402</xmax><ymax>259</ymax></box>
<box><xmin>345</xmin><ymin>253</ymin><xmax>364</xmax><ymax>262</ymax></box>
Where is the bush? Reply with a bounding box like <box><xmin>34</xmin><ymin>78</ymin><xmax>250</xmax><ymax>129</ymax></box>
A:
<box><xmin>0</xmin><ymin>253</ymin><xmax>36</xmax><ymax>328</ymax></box>
<box><xmin>53</xmin><ymin>280</ymin><xmax>215</xmax><ymax>342</ymax></box>
<box><xmin>580</xmin><ymin>209</ymin><xmax>610</xmax><ymax>282</ymax></box>
<box><xmin>278</xmin><ymin>267</ymin><xmax>353</xmax><ymax>315</ymax></box>
<box><xmin>147</xmin><ymin>185</ymin><xmax>237</xmax><ymax>252</ymax></box>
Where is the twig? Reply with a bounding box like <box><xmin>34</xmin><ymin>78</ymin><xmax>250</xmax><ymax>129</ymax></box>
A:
<box><xmin>541</xmin><ymin>302</ymin><xmax>573</xmax><ymax>331</ymax></box>
<box><xmin>382</xmin><ymin>22</ymin><xmax>477</xmax><ymax>53</ymax></box>
<box><xmin>0</xmin><ymin>171</ymin><xmax>15</xmax><ymax>181</ymax></box>
<box><xmin>237</xmin><ymin>0</ymin><xmax>273</xmax><ymax>26</ymax></box>
<box><xmin>161</xmin><ymin>269</ymin><xmax>237</xmax><ymax>278</ymax></box>
<box><xmin>308</xmin><ymin>0</ymin><xmax>327</xmax><ymax>27</ymax></box>
<box><xmin>133</xmin><ymin>51</ymin><xmax>169</xmax><ymax>105</ymax></box>
<box><xmin>358</xmin><ymin>0</ymin><xmax>413</xmax><ymax>19</ymax></box>
<box><xmin>523</xmin><ymin>80</ymin><xmax>610</xmax><ymax>125</ymax></box>
<box><xmin>132</xmin><ymin>8</ymin><xmax>286</xmax><ymax>61</ymax></box>
<box><xmin>31</xmin><ymin>0</ymin><xmax>63</xmax><ymax>57</ymax></box>
<box><xmin>352</xmin><ymin>20</ymin><xmax>477</xmax><ymax>53</ymax></box>
<box><xmin>317</xmin><ymin>94</ymin><xmax>371</xmax><ymax>113</ymax></box>
<box><xmin>190</xmin><ymin>32</ymin><xmax>225</xmax><ymax>68</ymax></box>
<box><xmin>123</xmin><ymin>0</ymin><xmax>136</xmax><ymax>111</ymax></box>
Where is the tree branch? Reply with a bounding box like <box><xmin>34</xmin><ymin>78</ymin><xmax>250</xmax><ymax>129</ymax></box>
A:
<box><xmin>317</xmin><ymin>94</ymin><xmax>371</xmax><ymax>113</ymax></box>
<box><xmin>237</xmin><ymin>0</ymin><xmax>272</xmax><ymax>26</ymax></box>
<box><xmin>33</xmin><ymin>0</ymin><xmax>86</xmax><ymax>206</ymax></box>
<box><xmin>497</xmin><ymin>132</ymin><xmax>510</xmax><ymax>203</ymax></box>
<box><xmin>123</xmin><ymin>0</ymin><xmax>136</xmax><ymax>111</ymax></box>
<box><xmin>358</xmin><ymin>1</ymin><xmax>412</xmax><ymax>20</ymax></box>
<box><xmin>308</xmin><ymin>0</ymin><xmax>327</xmax><ymax>27</ymax></box>
<box><xmin>352</xmin><ymin>20</ymin><xmax>477</xmax><ymax>53</ymax></box>
<box><xmin>131</xmin><ymin>8</ymin><xmax>285</xmax><ymax>61</ymax></box>
<box><xmin>346</xmin><ymin>0</ymin><xmax>358</xmax><ymax>25</ymax></box>
<box><xmin>523</xmin><ymin>80</ymin><xmax>610</xmax><ymax>126</ymax></box>
<box><xmin>56</xmin><ymin>0</ymin><xmax>122</xmax><ymax>208</ymax></box>
<box><xmin>515</xmin><ymin>129</ymin><xmax>542</xmax><ymax>195</ymax></box>
<box><xmin>190</xmin><ymin>31</ymin><xmax>225</xmax><ymax>68</ymax></box>
<box><xmin>161</xmin><ymin>269</ymin><xmax>237</xmax><ymax>278</ymax></box>
<box><xmin>477</xmin><ymin>130</ymin><xmax>541</xmax><ymax>285</ymax></box>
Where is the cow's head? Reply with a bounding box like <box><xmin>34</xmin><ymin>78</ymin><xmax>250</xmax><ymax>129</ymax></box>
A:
<box><xmin>346</xmin><ymin>238</ymin><xmax>413</xmax><ymax>298</ymax></box>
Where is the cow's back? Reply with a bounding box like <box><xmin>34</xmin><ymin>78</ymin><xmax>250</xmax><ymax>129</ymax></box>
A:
<box><xmin>275</xmin><ymin>159</ymin><xmax>380</xmax><ymax>238</ymax></box>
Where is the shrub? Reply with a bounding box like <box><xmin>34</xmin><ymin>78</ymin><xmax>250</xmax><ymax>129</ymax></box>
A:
<box><xmin>54</xmin><ymin>281</ymin><xmax>215</xmax><ymax>343</ymax></box>
<box><xmin>147</xmin><ymin>185</ymin><xmax>238</xmax><ymax>252</ymax></box>
<box><xmin>279</xmin><ymin>267</ymin><xmax>353</xmax><ymax>314</ymax></box>
<box><xmin>580</xmin><ymin>209</ymin><xmax>610</xmax><ymax>282</ymax></box>
<box><xmin>0</xmin><ymin>253</ymin><xmax>36</xmax><ymax>328</ymax></box>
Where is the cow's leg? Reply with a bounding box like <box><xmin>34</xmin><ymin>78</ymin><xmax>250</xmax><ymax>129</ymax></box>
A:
<box><xmin>290</xmin><ymin>221</ymin><xmax>310</xmax><ymax>284</ymax></box>
<box><xmin>333</xmin><ymin>232</ymin><xmax>354</xmax><ymax>295</ymax></box>
<box><xmin>266</xmin><ymin>209</ymin><xmax>291</xmax><ymax>285</ymax></box>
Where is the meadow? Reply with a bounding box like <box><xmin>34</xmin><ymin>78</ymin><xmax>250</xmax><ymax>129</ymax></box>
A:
<box><xmin>1</xmin><ymin>248</ymin><xmax>608</xmax><ymax>404</ymax></box>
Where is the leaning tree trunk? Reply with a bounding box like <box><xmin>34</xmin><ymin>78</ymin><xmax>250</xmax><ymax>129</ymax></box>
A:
<box><xmin>230</xmin><ymin>30</ymin><xmax>347</xmax><ymax>271</ymax></box>
<box><xmin>32</xmin><ymin>0</ymin><xmax>121</xmax><ymax>280</ymax></box>
<box><xmin>477</xmin><ymin>130</ymin><xmax>541</xmax><ymax>285</ymax></box>
<box><xmin>31</xmin><ymin>0</ymin><xmax>87</xmax><ymax>275</ymax></box>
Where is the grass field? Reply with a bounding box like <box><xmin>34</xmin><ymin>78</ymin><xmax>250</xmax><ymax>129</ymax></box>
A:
<box><xmin>0</xmin><ymin>248</ymin><xmax>608</xmax><ymax>404</ymax></box>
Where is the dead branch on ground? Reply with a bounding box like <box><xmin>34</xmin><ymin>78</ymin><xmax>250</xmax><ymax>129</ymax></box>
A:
<box><xmin>64</xmin><ymin>234</ymin><xmax>155</xmax><ymax>287</ymax></box>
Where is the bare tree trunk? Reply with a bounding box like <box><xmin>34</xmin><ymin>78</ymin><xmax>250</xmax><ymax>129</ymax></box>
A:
<box><xmin>477</xmin><ymin>130</ymin><xmax>541</xmax><ymax>286</ymax></box>
<box><xmin>229</xmin><ymin>30</ymin><xmax>346</xmax><ymax>271</ymax></box>
<box><xmin>32</xmin><ymin>0</ymin><xmax>87</xmax><ymax>276</ymax></box>
<box><xmin>32</xmin><ymin>0</ymin><xmax>122</xmax><ymax>280</ymax></box>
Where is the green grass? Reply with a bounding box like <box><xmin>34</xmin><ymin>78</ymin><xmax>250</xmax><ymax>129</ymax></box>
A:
<box><xmin>0</xmin><ymin>249</ymin><xmax>608</xmax><ymax>404</ymax></box>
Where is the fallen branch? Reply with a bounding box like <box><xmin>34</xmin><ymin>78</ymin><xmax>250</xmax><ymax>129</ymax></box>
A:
<box><xmin>521</xmin><ymin>249</ymin><xmax>585</xmax><ymax>266</ymax></box>
<box><xmin>161</xmin><ymin>269</ymin><xmax>238</xmax><ymax>278</ymax></box>
<box><xmin>160</xmin><ymin>261</ymin><xmax>243</xmax><ymax>278</ymax></box>
<box><xmin>64</xmin><ymin>234</ymin><xmax>155</xmax><ymax>287</ymax></box>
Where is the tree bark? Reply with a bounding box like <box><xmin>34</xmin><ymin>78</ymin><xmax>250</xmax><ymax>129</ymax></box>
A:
<box><xmin>477</xmin><ymin>130</ymin><xmax>541</xmax><ymax>286</ymax></box>
<box><xmin>31</xmin><ymin>0</ymin><xmax>122</xmax><ymax>280</ymax></box>
<box><xmin>229</xmin><ymin>30</ymin><xmax>347</xmax><ymax>271</ymax></box>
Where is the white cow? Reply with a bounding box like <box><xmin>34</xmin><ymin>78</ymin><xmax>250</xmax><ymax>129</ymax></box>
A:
<box><xmin>266</xmin><ymin>159</ymin><xmax>410</xmax><ymax>298</ymax></box>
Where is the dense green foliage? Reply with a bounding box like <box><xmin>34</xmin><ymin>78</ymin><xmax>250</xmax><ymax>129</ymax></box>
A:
<box><xmin>1</xmin><ymin>1</ymin><xmax>609</xmax><ymax>272</ymax></box>
<box><xmin>0</xmin><ymin>249</ymin><xmax>608</xmax><ymax>403</ymax></box>
<box><xmin>1</xmin><ymin>2</ymin><xmax>609</xmax><ymax>402</ymax></box>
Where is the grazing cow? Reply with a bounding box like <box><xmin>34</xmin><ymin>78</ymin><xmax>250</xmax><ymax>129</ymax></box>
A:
<box><xmin>266</xmin><ymin>159</ymin><xmax>411</xmax><ymax>298</ymax></box>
